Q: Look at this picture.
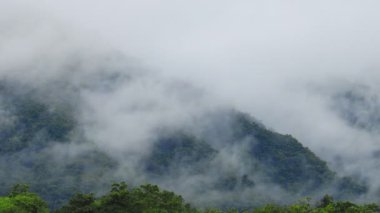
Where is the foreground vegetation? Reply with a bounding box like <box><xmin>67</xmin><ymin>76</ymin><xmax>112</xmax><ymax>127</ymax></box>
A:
<box><xmin>0</xmin><ymin>183</ymin><xmax>378</xmax><ymax>213</ymax></box>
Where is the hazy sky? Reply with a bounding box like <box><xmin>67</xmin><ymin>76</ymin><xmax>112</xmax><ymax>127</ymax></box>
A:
<box><xmin>3</xmin><ymin>0</ymin><xmax>380</xmax><ymax>190</ymax></box>
<box><xmin>30</xmin><ymin>0</ymin><xmax>380</xmax><ymax>147</ymax></box>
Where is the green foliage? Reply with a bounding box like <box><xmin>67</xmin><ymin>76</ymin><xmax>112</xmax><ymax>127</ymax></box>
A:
<box><xmin>9</xmin><ymin>184</ymin><xmax>30</xmax><ymax>197</ymax></box>
<box><xmin>56</xmin><ymin>183</ymin><xmax>380</xmax><ymax>213</ymax></box>
<box><xmin>251</xmin><ymin>196</ymin><xmax>380</xmax><ymax>213</ymax></box>
<box><xmin>0</xmin><ymin>85</ymin><xmax>117</xmax><ymax>209</ymax></box>
<box><xmin>317</xmin><ymin>194</ymin><xmax>334</xmax><ymax>208</ymax></box>
<box><xmin>251</xmin><ymin>204</ymin><xmax>285</xmax><ymax>213</ymax></box>
<box><xmin>232</xmin><ymin>112</ymin><xmax>336</xmax><ymax>191</ymax></box>
<box><xmin>0</xmin><ymin>184</ymin><xmax>49</xmax><ymax>213</ymax></box>
<box><xmin>1</xmin><ymin>183</ymin><xmax>379</xmax><ymax>213</ymax></box>
<box><xmin>12</xmin><ymin>193</ymin><xmax>49</xmax><ymax>213</ymax></box>
<box><xmin>146</xmin><ymin>132</ymin><xmax>217</xmax><ymax>175</ymax></box>
<box><xmin>0</xmin><ymin>96</ymin><xmax>76</xmax><ymax>153</ymax></box>
<box><xmin>0</xmin><ymin>197</ymin><xmax>20</xmax><ymax>213</ymax></box>
<box><xmin>54</xmin><ymin>193</ymin><xmax>96</xmax><ymax>213</ymax></box>
<box><xmin>56</xmin><ymin>182</ymin><xmax>195</xmax><ymax>213</ymax></box>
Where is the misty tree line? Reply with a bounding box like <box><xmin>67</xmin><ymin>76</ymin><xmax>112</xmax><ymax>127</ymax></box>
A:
<box><xmin>0</xmin><ymin>182</ymin><xmax>379</xmax><ymax>213</ymax></box>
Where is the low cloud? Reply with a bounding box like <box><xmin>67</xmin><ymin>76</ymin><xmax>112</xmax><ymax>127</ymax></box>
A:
<box><xmin>2</xmin><ymin>0</ymin><xmax>380</xmax><ymax>207</ymax></box>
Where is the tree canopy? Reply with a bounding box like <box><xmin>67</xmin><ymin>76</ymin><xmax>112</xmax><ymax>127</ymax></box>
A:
<box><xmin>0</xmin><ymin>183</ymin><xmax>378</xmax><ymax>212</ymax></box>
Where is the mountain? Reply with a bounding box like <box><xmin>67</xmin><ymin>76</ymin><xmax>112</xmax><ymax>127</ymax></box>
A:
<box><xmin>145</xmin><ymin>111</ymin><xmax>367</xmax><ymax>203</ymax></box>
<box><xmin>0</xmin><ymin>79</ymin><xmax>368</xmax><ymax>209</ymax></box>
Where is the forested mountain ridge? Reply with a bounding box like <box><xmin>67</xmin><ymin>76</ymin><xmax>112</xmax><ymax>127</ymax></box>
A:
<box><xmin>146</xmin><ymin>111</ymin><xmax>367</xmax><ymax>200</ymax></box>
<box><xmin>0</xmin><ymin>79</ymin><xmax>368</xmax><ymax>209</ymax></box>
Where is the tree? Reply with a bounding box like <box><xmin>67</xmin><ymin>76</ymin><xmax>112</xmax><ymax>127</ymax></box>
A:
<box><xmin>0</xmin><ymin>184</ymin><xmax>49</xmax><ymax>213</ymax></box>
<box><xmin>317</xmin><ymin>194</ymin><xmax>333</xmax><ymax>208</ymax></box>
<box><xmin>55</xmin><ymin>193</ymin><xmax>96</xmax><ymax>213</ymax></box>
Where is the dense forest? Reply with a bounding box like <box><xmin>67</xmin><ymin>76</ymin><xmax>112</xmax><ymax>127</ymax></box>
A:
<box><xmin>0</xmin><ymin>183</ymin><xmax>378</xmax><ymax>213</ymax></box>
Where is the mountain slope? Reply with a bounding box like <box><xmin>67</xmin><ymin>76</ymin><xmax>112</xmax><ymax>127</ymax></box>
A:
<box><xmin>0</xmin><ymin>80</ymin><xmax>368</xmax><ymax>209</ymax></box>
<box><xmin>146</xmin><ymin>111</ymin><xmax>367</xmax><ymax>199</ymax></box>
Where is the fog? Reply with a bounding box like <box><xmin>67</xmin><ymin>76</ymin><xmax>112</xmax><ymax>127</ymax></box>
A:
<box><xmin>37</xmin><ymin>0</ymin><xmax>380</xmax><ymax>171</ymax></box>
<box><xmin>3</xmin><ymin>0</ymin><xmax>380</xmax><ymax>207</ymax></box>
